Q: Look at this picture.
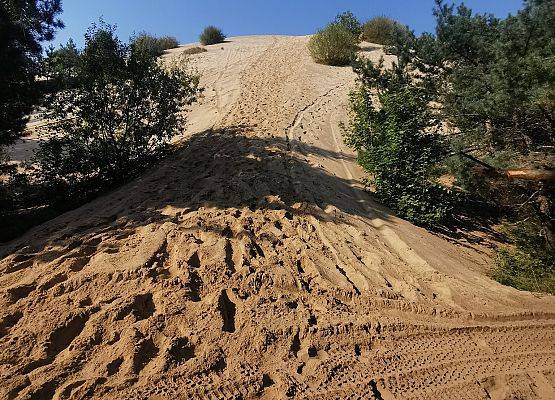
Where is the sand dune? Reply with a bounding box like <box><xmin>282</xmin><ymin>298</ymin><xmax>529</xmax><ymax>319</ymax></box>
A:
<box><xmin>1</xmin><ymin>36</ymin><xmax>554</xmax><ymax>399</ymax></box>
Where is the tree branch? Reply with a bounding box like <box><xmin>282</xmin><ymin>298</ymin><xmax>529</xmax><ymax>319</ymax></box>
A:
<box><xmin>457</xmin><ymin>151</ymin><xmax>555</xmax><ymax>182</ymax></box>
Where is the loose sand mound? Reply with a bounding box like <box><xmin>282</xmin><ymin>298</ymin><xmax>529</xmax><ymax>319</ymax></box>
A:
<box><xmin>1</xmin><ymin>36</ymin><xmax>554</xmax><ymax>399</ymax></box>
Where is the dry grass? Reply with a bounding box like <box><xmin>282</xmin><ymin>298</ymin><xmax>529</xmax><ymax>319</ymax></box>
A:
<box><xmin>182</xmin><ymin>46</ymin><xmax>208</xmax><ymax>55</ymax></box>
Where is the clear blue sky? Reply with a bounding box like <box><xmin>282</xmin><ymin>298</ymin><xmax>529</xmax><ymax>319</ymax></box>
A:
<box><xmin>52</xmin><ymin>0</ymin><xmax>525</xmax><ymax>48</ymax></box>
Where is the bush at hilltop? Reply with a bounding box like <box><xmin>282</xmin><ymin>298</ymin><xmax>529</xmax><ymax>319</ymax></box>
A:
<box><xmin>157</xmin><ymin>36</ymin><xmax>179</xmax><ymax>50</ymax></box>
<box><xmin>131</xmin><ymin>33</ymin><xmax>179</xmax><ymax>57</ymax></box>
<box><xmin>199</xmin><ymin>26</ymin><xmax>226</xmax><ymax>45</ymax></box>
<box><xmin>362</xmin><ymin>16</ymin><xmax>401</xmax><ymax>45</ymax></box>
<box><xmin>309</xmin><ymin>23</ymin><xmax>357</xmax><ymax>66</ymax></box>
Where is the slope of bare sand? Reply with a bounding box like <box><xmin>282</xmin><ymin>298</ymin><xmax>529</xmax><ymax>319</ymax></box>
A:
<box><xmin>1</xmin><ymin>36</ymin><xmax>554</xmax><ymax>399</ymax></box>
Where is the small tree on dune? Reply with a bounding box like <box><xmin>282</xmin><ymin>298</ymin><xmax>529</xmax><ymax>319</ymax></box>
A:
<box><xmin>362</xmin><ymin>16</ymin><xmax>403</xmax><ymax>45</ymax></box>
<box><xmin>335</xmin><ymin>11</ymin><xmax>362</xmax><ymax>38</ymax></box>
<box><xmin>344</xmin><ymin>57</ymin><xmax>451</xmax><ymax>225</ymax></box>
<box><xmin>199</xmin><ymin>26</ymin><xmax>226</xmax><ymax>45</ymax></box>
<box><xmin>309</xmin><ymin>23</ymin><xmax>358</xmax><ymax>66</ymax></box>
<box><xmin>35</xmin><ymin>22</ymin><xmax>200</xmax><ymax>204</ymax></box>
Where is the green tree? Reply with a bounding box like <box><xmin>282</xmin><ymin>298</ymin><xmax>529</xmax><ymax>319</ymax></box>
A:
<box><xmin>421</xmin><ymin>0</ymin><xmax>554</xmax><ymax>253</ymax></box>
<box><xmin>35</xmin><ymin>23</ymin><xmax>200</xmax><ymax>203</ymax></box>
<box><xmin>335</xmin><ymin>11</ymin><xmax>362</xmax><ymax>38</ymax></box>
<box><xmin>0</xmin><ymin>0</ymin><xmax>63</xmax><ymax>146</ymax></box>
<box><xmin>43</xmin><ymin>39</ymin><xmax>80</xmax><ymax>90</ymax></box>
<box><xmin>346</xmin><ymin>0</ymin><xmax>554</xmax><ymax>292</ymax></box>
<box><xmin>1</xmin><ymin>0</ymin><xmax>63</xmax><ymax>240</ymax></box>
<box><xmin>345</xmin><ymin>58</ymin><xmax>450</xmax><ymax>225</ymax></box>
<box><xmin>430</xmin><ymin>0</ymin><xmax>554</xmax><ymax>152</ymax></box>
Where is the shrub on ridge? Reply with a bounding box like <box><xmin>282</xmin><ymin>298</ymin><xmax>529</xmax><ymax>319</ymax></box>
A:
<box><xmin>308</xmin><ymin>23</ymin><xmax>357</xmax><ymax>66</ymax></box>
<box><xmin>199</xmin><ymin>26</ymin><xmax>226</xmax><ymax>45</ymax></box>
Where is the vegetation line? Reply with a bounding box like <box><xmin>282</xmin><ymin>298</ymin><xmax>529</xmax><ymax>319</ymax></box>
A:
<box><xmin>340</xmin><ymin>0</ymin><xmax>554</xmax><ymax>293</ymax></box>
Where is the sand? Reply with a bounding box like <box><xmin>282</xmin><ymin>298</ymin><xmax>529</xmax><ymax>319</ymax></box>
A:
<box><xmin>1</xmin><ymin>36</ymin><xmax>554</xmax><ymax>399</ymax></box>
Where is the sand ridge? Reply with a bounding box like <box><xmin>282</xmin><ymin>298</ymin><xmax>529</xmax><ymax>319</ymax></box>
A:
<box><xmin>1</xmin><ymin>36</ymin><xmax>554</xmax><ymax>399</ymax></box>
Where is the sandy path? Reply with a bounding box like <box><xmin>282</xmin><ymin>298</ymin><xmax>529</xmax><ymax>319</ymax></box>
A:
<box><xmin>1</xmin><ymin>36</ymin><xmax>554</xmax><ymax>399</ymax></box>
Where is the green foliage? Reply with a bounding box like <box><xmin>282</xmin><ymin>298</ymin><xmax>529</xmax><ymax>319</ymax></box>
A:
<box><xmin>389</xmin><ymin>0</ymin><xmax>554</xmax><ymax>160</ymax></box>
<box><xmin>0</xmin><ymin>0</ymin><xmax>63</xmax><ymax>146</ymax></box>
<box><xmin>431</xmin><ymin>0</ymin><xmax>554</xmax><ymax>153</ymax></box>
<box><xmin>344</xmin><ymin>58</ymin><xmax>451</xmax><ymax>225</ymax></box>
<box><xmin>157</xmin><ymin>36</ymin><xmax>179</xmax><ymax>50</ymax></box>
<box><xmin>334</xmin><ymin>11</ymin><xmax>362</xmax><ymax>38</ymax></box>
<box><xmin>412</xmin><ymin>0</ymin><xmax>554</xmax><ymax>292</ymax></box>
<box><xmin>0</xmin><ymin>163</ymin><xmax>59</xmax><ymax>242</ymax></box>
<box><xmin>131</xmin><ymin>33</ymin><xmax>179</xmax><ymax>57</ymax></box>
<box><xmin>35</xmin><ymin>23</ymin><xmax>200</xmax><ymax>204</ymax></box>
<box><xmin>361</xmin><ymin>16</ymin><xmax>401</xmax><ymax>46</ymax></box>
<box><xmin>309</xmin><ymin>23</ymin><xmax>357</xmax><ymax>66</ymax></box>
<box><xmin>0</xmin><ymin>0</ymin><xmax>63</xmax><ymax>240</ymax></box>
<box><xmin>494</xmin><ymin>221</ymin><xmax>555</xmax><ymax>294</ymax></box>
<box><xmin>199</xmin><ymin>26</ymin><xmax>226</xmax><ymax>45</ymax></box>
<box><xmin>362</xmin><ymin>0</ymin><xmax>554</xmax><ymax>292</ymax></box>
<box><xmin>43</xmin><ymin>39</ymin><xmax>80</xmax><ymax>89</ymax></box>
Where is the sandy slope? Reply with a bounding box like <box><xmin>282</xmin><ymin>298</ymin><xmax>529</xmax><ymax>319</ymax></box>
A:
<box><xmin>1</xmin><ymin>36</ymin><xmax>554</xmax><ymax>399</ymax></box>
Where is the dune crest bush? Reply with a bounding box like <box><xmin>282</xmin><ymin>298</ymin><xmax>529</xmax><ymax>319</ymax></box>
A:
<box><xmin>308</xmin><ymin>23</ymin><xmax>357</xmax><ymax>66</ymax></box>
<box><xmin>199</xmin><ymin>26</ymin><xmax>226</xmax><ymax>45</ymax></box>
<box><xmin>131</xmin><ymin>33</ymin><xmax>179</xmax><ymax>57</ymax></box>
<box><xmin>362</xmin><ymin>16</ymin><xmax>400</xmax><ymax>45</ymax></box>
<box><xmin>157</xmin><ymin>36</ymin><xmax>179</xmax><ymax>50</ymax></box>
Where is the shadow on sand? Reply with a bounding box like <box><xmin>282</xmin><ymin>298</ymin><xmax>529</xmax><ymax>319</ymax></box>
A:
<box><xmin>0</xmin><ymin>125</ymin><xmax>499</xmax><ymax>260</ymax></box>
<box><xmin>0</xmin><ymin>126</ymin><xmax>391</xmax><ymax>258</ymax></box>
